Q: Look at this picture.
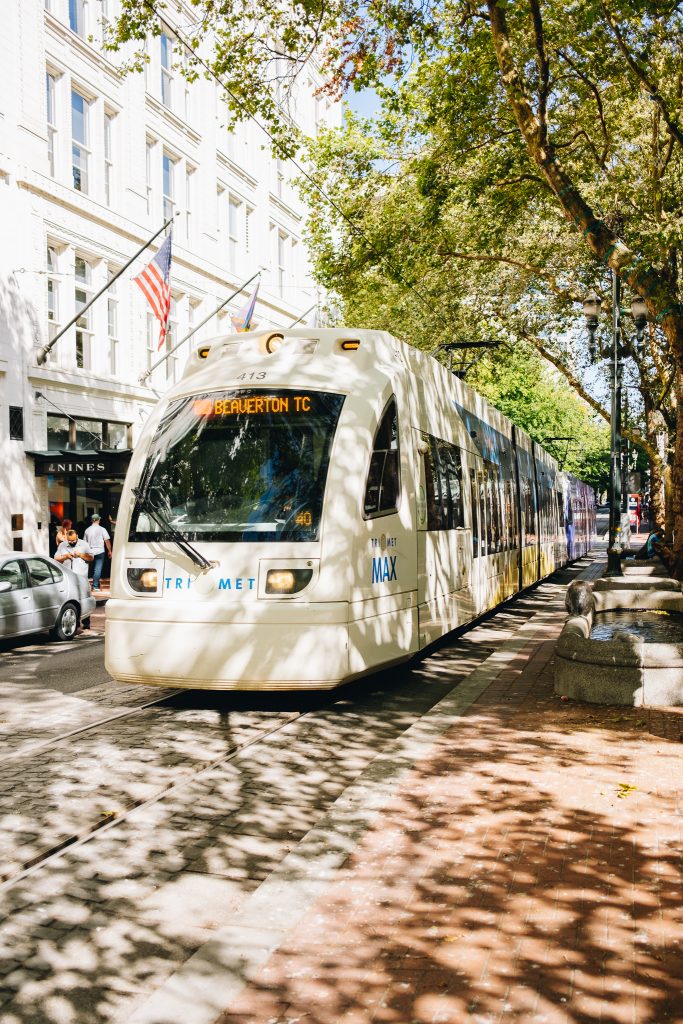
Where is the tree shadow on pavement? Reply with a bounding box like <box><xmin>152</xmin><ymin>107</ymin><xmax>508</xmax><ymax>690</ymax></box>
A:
<box><xmin>213</xmin><ymin>687</ymin><xmax>683</xmax><ymax>1023</ymax></box>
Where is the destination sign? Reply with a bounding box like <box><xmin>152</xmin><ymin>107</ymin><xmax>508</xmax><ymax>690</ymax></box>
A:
<box><xmin>193</xmin><ymin>395</ymin><xmax>312</xmax><ymax>417</ymax></box>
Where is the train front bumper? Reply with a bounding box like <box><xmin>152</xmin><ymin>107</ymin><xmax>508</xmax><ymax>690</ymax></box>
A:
<box><xmin>104</xmin><ymin>599</ymin><xmax>350</xmax><ymax>690</ymax></box>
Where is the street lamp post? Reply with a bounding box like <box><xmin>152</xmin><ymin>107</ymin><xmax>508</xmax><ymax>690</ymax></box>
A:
<box><xmin>583</xmin><ymin>275</ymin><xmax>648</xmax><ymax>576</ymax></box>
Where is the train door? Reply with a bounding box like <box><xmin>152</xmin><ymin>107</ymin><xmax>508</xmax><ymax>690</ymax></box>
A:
<box><xmin>348</xmin><ymin>394</ymin><xmax>418</xmax><ymax>675</ymax></box>
<box><xmin>516</xmin><ymin>444</ymin><xmax>539</xmax><ymax>587</ymax></box>
<box><xmin>416</xmin><ymin>431</ymin><xmax>474</xmax><ymax>647</ymax></box>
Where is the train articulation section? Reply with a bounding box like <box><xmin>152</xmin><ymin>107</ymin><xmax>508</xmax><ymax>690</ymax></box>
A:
<box><xmin>105</xmin><ymin>328</ymin><xmax>595</xmax><ymax>690</ymax></box>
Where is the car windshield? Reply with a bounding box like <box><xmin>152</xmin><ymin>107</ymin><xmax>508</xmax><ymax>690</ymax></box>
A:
<box><xmin>129</xmin><ymin>389</ymin><xmax>345</xmax><ymax>542</ymax></box>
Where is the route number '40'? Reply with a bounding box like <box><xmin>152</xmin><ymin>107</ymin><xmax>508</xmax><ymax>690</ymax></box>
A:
<box><xmin>295</xmin><ymin>511</ymin><xmax>312</xmax><ymax>526</ymax></box>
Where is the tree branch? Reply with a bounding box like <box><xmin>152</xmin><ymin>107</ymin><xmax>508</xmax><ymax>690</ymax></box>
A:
<box><xmin>486</xmin><ymin>0</ymin><xmax>683</xmax><ymax>358</ymax></box>
<box><xmin>439</xmin><ymin>250</ymin><xmax>584</xmax><ymax>303</ymax></box>
<box><xmin>556</xmin><ymin>49</ymin><xmax>609</xmax><ymax>166</ymax></box>
<box><xmin>600</xmin><ymin>0</ymin><xmax>683</xmax><ymax>153</ymax></box>
<box><xmin>528</xmin><ymin>0</ymin><xmax>549</xmax><ymax>144</ymax></box>
<box><xmin>518</xmin><ymin>329</ymin><xmax>659</xmax><ymax>460</ymax></box>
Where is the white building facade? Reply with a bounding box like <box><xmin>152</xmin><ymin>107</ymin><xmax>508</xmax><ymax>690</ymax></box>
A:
<box><xmin>0</xmin><ymin>0</ymin><xmax>335</xmax><ymax>554</ymax></box>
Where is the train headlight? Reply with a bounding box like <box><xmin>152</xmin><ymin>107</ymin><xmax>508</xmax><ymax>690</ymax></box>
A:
<box><xmin>265</xmin><ymin>333</ymin><xmax>285</xmax><ymax>354</ymax></box>
<box><xmin>127</xmin><ymin>568</ymin><xmax>159</xmax><ymax>593</ymax></box>
<box><xmin>265</xmin><ymin>568</ymin><xmax>313</xmax><ymax>595</ymax></box>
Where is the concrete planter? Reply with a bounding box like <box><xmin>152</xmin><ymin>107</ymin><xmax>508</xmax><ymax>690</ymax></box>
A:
<box><xmin>555</xmin><ymin>566</ymin><xmax>683</xmax><ymax>706</ymax></box>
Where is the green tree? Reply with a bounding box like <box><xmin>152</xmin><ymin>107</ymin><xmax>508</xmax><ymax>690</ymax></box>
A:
<box><xmin>108</xmin><ymin>0</ymin><xmax>682</xmax><ymax>561</ymax></box>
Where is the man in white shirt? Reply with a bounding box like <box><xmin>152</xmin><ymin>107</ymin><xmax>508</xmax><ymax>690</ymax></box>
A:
<box><xmin>55</xmin><ymin>531</ymin><xmax>93</xmax><ymax>578</ymax></box>
<box><xmin>84</xmin><ymin>514</ymin><xmax>112</xmax><ymax>592</ymax></box>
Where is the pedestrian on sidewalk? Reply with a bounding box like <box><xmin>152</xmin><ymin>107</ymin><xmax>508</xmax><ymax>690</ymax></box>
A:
<box><xmin>55</xmin><ymin>518</ymin><xmax>73</xmax><ymax>547</ymax></box>
<box><xmin>55</xmin><ymin>530</ymin><xmax>93</xmax><ymax>630</ymax></box>
<box><xmin>84</xmin><ymin>514</ymin><xmax>112</xmax><ymax>592</ymax></box>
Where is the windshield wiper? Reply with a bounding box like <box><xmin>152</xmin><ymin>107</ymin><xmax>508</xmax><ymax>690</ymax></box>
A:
<box><xmin>132</xmin><ymin>488</ymin><xmax>212</xmax><ymax>572</ymax></box>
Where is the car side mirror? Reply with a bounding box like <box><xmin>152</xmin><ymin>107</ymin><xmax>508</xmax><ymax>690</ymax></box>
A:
<box><xmin>0</xmin><ymin>581</ymin><xmax>12</xmax><ymax>593</ymax></box>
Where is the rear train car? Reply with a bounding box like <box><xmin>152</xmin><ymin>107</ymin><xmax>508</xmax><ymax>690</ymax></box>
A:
<box><xmin>105</xmin><ymin>328</ymin><xmax>594</xmax><ymax>690</ymax></box>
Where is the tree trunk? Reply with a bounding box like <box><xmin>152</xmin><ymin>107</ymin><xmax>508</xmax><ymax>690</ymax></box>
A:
<box><xmin>670</xmin><ymin>359</ymin><xmax>683</xmax><ymax>575</ymax></box>
<box><xmin>645</xmin><ymin>405</ymin><xmax>668</xmax><ymax>534</ymax></box>
<box><xmin>486</xmin><ymin>0</ymin><xmax>683</xmax><ymax>571</ymax></box>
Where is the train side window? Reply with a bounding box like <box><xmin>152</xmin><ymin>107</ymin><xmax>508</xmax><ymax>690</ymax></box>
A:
<box><xmin>423</xmin><ymin>436</ymin><xmax>465</xmax><ymax>530</ymax></box>
<box><xmin>363</xmin><ymin>397</ymin><xmax>400</xmax><ymax>518</ymax></box>
<box><xmin>423</xmin><ymin>438</ymin><xmax>442</xmax><ymax>529</ymax></box>
<box><xmin>470</xmin><ymin>468</ymin><xmax>480</xmax><ymax>556</ymax></box>
<box><xmin>442</xmin><ymin>441</ymin><xmax>465</xmax><ymax>529</ymax></box>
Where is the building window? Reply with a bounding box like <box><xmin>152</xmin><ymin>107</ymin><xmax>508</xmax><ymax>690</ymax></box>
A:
<box><xmin>160</xmin><ymin>33</ymin><xmax>173</xmax><ymax>108</ymax></box>
<box><xmin>245</xmin><ymin>206</ymin><xmax>253</xmax><ymax>255</ymax></box>
<box><xmin>145</xmin><ymin>138</ymin><xmax>154</xmax><ymax>215</ymax></box>
<box><xmin>146</xmin><ymin>313</ymin><xmax>156</xmax><ymax>370</ymax></box>
<box><xmin>46</xmin><ymin>73</ymin><xmax>57</xmax><ymax>177</ymax></box>
<box><xmin>162</xmin><ymin>153</ymin><xmax>175</xmax><ymax>222</ymax></box>
<box><xmin>71</xmin><ymin>89</ymin><xmax>90</xmax><ymax>194</ymax></box>
<box><xmin>216</xmin><ymin>185</ymin><xmax>225</xmax><ymax>245</ymax></box>
<box><xmin>105</xmin><ymin>421</ymin><xmax>130</xmax><ymax>450</ymax></box>
<box><xmin>46</xmin><ymin>246</ymin><xmax>60</xmax><ymax>354</ymax></box>
<box><xmin>68</xmin><ymin>0</ymin><xmax>85</xmax><ymax>36</ymax></box>
<box><xmin>185</xmin><ymin>167</ymin><xmax>194</xmax><ymax>241</ymax></box>
<box><xmin>75</xmin><ymin>419</ymin><xmax>103</xmax><ymax>451</ymax></box>
<box><xmin>278</xmin><ymin>232</ymin><xmax>287</xmax><ymax>295</ymax></box>
<box><xmin>104</xmin><ymin>111</ymin><xmax>114</xmax><ymax>206</ymax></box>
<box><xmin>107</xmin><ymin>272</ymin><xmax>119</xmax><ymax>375</ymax></box>
<box><xmin>47</xmin><ymin>414</ymin><xmax>70</xmax><ymax>450</ymax></box>
<box><xmin>165</xmin><ymin>297</ymin><xmax>178</xmax><ymax>383</ymax></box>
<box><xmin>9</xmin><ymin>407</ymin><xmax>24</xmax><ymax>441</ymax></box>
<box><xmin>74</xmin><ymin>256</ymin><xmax>93</xmax><ymax>370</ymax></box>
<box><xmin>228</xmin><ymin>196</ymin><xmax>240</xmax><ymax>272</ymax></box>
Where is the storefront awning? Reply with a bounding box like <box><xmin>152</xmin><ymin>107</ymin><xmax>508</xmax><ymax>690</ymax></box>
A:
<box><xmin>29</xmin><ymin>450</ymin><xmax>133</xmax><ymax>477</ymax></box>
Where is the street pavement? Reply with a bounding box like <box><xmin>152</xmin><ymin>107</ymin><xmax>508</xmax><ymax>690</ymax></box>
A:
<box><xmin>0</xmin><ymin>552</ymin><xmax>681</xmax><ymax>1023</ymax></box>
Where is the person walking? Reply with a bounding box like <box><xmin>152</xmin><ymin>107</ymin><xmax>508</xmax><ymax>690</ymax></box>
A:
<box><xmin>84</xmin><ymin>514</ymin><xmax>112</xmax><ymax>592</ymax></box>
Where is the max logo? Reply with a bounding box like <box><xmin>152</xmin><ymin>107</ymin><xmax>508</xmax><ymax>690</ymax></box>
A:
<box><xmin>371</xmin><ymin>555</ymin><xmax>397</xmax><ymax>584</ymax></box>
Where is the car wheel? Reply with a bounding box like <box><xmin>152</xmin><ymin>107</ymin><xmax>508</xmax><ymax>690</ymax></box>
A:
<box><xmin>51</xmin><ymin>603</ymin><xmax>79</xmax><ymax>641</ymax></box>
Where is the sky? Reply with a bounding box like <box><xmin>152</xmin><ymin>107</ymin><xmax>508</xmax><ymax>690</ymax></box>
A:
<box><xmin>345</xmin><ymin>87</ymin><xmax>382</xmax><ymax>118</ymax></box>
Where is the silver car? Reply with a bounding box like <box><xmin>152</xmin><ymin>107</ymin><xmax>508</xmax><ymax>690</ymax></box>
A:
<box><xmin>0</xmin><ymin>552</ymin><xmax>96</xmax><ymax>641</ymax></box>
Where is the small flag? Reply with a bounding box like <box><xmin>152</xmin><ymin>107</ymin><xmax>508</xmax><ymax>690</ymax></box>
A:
<box><xmin>134</xmin><ymin>233</ymin><xmax>173</xmax><ymax>350</ymax></box>
<box><xmin>231</xmin><ymin>280</ymin><xmax>260</xmax><ymax>333</ymax></box>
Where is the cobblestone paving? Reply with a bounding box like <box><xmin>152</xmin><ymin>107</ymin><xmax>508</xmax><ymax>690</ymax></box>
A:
<box><xmin>0</xmin><ymin>615</ymin><xmax>511</xmax><ymax>1024</ymax></box>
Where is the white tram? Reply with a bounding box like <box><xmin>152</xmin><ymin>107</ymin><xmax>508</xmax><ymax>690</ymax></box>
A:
<box><xmin>105</xmin><ymin>329</ymin><xmax>594</xmax><ymax>690</ymax></box>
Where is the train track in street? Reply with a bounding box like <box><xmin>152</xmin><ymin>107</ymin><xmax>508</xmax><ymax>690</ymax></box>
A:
<box><xmin>0</xmin><ymin>690</ymin><xmax>184</xmax><ymax>766</ymax></box>
<box><xmin>0</xmin><ymin>698</ymin><xmax>315</xmax><ymax>891</ymax></box>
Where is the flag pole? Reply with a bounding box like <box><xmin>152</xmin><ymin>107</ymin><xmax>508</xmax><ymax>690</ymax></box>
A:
<box><xmin>139</xmin><ymin>271</ymin><xmax>261</xmax><ymax>385</ymax></box>
<box><xmin>288</xmin><ymin>303</ymin><xmax>317</xmax><ymax>329</ymax></box>
<box><xmin>36</xmin><ymin>214</ymin><xmax>177</xmax><ymax>366</ymax></box>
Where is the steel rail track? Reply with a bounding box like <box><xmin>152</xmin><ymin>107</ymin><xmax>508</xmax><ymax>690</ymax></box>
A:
<box><xmin>0</xmin><ymin>700</ymin><xmax>323</xmax><ymax>893</ymax></box>
<box><xmin>0</xmin><ymin>690</ymin><xmax>183</xmax><ymax>766</ymax></box>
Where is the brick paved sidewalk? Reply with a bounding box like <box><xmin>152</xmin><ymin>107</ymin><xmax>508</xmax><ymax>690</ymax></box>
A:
<box><xmin>209</xmin><ymin>568</ymin><xmax>683</xmax><ymax>1024</ymax></box>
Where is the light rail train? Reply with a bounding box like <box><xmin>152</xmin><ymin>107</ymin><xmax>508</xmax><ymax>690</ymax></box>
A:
<box><xmin>105</xmin><ymin>328</ymin><xmax>594</xmax><ymax>690</ymax></box>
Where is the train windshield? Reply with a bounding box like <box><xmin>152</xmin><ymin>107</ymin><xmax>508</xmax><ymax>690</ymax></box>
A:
<box><xmin>129</xmin><ymin>389</ymin><xmax>345</xmax><ymax>543</ymax></box>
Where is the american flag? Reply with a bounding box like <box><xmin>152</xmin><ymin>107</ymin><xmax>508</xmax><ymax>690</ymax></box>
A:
<box><xmin>134</xmin><ymin>233</ymin><xmax>173</xmax><ymax>350</ymax></box>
